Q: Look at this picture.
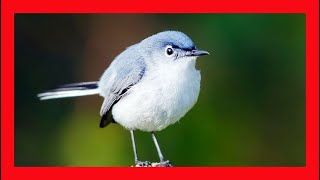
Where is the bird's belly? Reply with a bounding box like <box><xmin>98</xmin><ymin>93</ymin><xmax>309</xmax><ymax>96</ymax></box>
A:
<box><xmin>112</xmin><ymin>64</ymin><xmax>200</xmax><ymax>132</ymax></box>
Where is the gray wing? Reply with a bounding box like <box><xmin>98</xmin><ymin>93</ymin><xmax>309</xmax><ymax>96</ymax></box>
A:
<box><xmin>98</xmin><ymin>45</ymin><xmax>146</xmax><ymax>118</ymax></box>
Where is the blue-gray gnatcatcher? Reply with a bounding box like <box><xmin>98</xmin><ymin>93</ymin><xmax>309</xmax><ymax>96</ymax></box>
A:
<box><xmin>38</xmin><ymin>31</ymin><xmax>209</xmax><ymax>166</ymax></box>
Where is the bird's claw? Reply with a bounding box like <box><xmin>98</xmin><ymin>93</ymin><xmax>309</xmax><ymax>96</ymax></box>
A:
<box><xmin>134</xmin><ymin>160</ymin><xmax>173</xmax><ymax>167</ymax></box>
<box><xmin>135</xmin><ymin>160</ymin><xmax>151</xmax><ymax>167</ymax></box>
<box><xmin>157</xmin><ymin>160</ymin><xmax>173</xmax><ymax>167</ymax></box>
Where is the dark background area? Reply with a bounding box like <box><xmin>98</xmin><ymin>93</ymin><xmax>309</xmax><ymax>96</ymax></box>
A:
<box><xmin>15</xmin><ymin>14</ymin><xmax>305</xmax><ymax>166</ymax></box>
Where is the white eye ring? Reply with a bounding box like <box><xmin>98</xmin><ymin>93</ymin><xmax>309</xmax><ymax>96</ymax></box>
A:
<box><xmin>165</xmin><ymin>45</ymin><xmax>175</xmax><ymax>57</ymax></box>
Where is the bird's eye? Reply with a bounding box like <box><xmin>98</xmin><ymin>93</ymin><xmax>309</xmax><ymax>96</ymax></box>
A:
<box><xmin>165</xmin><ymin>46</ymin><xmax>174</xmax><ymax>57</ymax></box>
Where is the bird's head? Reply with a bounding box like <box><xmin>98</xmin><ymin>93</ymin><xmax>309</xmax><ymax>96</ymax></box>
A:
<box><xmin>139</xmin><ymin>31</ymin><xmax>209</xmax><ymax>63</ymax></box>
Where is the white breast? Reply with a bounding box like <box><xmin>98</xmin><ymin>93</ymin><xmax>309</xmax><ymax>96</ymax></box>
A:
<box><xmin>112</xmin><ymin>57</ymin><xmax>201</xmax><ymax>132</ymax></box>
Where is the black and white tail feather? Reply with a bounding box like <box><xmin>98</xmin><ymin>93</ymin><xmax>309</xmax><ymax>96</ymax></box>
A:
<box><xmin>37</xmin><ymin>81</ymin><xmax>99</xmax><ymax>100</ymax></box>
<box><xmin>37</xmin><ymin>81</ymin><xmax>117</xmax><ymax>128</ymax></box>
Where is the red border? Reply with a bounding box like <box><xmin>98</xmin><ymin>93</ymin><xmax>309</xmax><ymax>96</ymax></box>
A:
<box><xmin>1</xmin><ymin>0</ymin><xmax>319</xmax><ymax>179</ymax></box>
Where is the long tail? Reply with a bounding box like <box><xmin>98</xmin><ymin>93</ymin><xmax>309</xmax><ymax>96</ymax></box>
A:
<box><xmin>38</xmin><ymin>81</ymin><xmax>99</xmax><ymax>100</ymax></box>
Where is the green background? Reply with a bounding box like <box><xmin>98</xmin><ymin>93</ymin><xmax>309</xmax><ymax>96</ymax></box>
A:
<box><xmin>15</xmin><ymin>14</ymin><xmax>305</xmax><ymax>166</ymax></box>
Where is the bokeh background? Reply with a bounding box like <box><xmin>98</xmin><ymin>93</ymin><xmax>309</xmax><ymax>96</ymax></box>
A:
<box><xmin>15</xmin><ymin>14</ymin><xmax>305</xmax><ymax>166</ymax></box>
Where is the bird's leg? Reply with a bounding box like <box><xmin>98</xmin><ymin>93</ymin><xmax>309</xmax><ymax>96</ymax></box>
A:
<box><xmin>130</xmin><ymin>130</ymin><xmax>139</xmax><ymax>163</ymax></box>
<box><xmin>151</xmin><ymin>132</ymin><xmax>172</xmax><ymax>167</ymax></box>
<box><xmin>130</xmin><ymin>130</ymin><xmax>150</xmax><ymax>166</ymax></box>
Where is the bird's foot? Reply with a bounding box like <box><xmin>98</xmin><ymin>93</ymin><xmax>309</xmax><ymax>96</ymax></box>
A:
<box><xmin>152</xmin><ymin>160</ymin><xmax>173</xmax><ymax>167</ymax></box>
<box><xmin>135</xmin><ymin>160</ymin><xmax>151</xmax><ymax>167</ymax></box>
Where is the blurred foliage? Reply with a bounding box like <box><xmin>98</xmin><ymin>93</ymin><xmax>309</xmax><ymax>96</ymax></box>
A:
<box><xmin>14</xmin><ymin>14</ymin><xmax>305</xmax><ymax>166</ymax></box>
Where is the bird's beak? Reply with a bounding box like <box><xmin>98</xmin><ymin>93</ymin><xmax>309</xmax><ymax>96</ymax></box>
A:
<box><xmin>187</xmin><ymin>49</ymin><xmax>210</xmax><ymax>57</ymax></box>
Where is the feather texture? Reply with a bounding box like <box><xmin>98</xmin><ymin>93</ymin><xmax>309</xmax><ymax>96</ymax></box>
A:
<box><xmin>38</xmin><ymin>82</ymin><xmax>99</xmax><ymax>100</ymax></box>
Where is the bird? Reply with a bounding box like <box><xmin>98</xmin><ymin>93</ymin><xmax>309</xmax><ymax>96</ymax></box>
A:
<box><xmin>38</xmin><ymin>31</ymin><xmax>209</xmax><ymax>167</ymax></box>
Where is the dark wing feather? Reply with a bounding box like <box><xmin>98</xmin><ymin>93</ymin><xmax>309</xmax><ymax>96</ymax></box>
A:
<box><xmin>99</xmin><ymin>107</ymin><xmax>116</xmax><ymax>128</ymax></box>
